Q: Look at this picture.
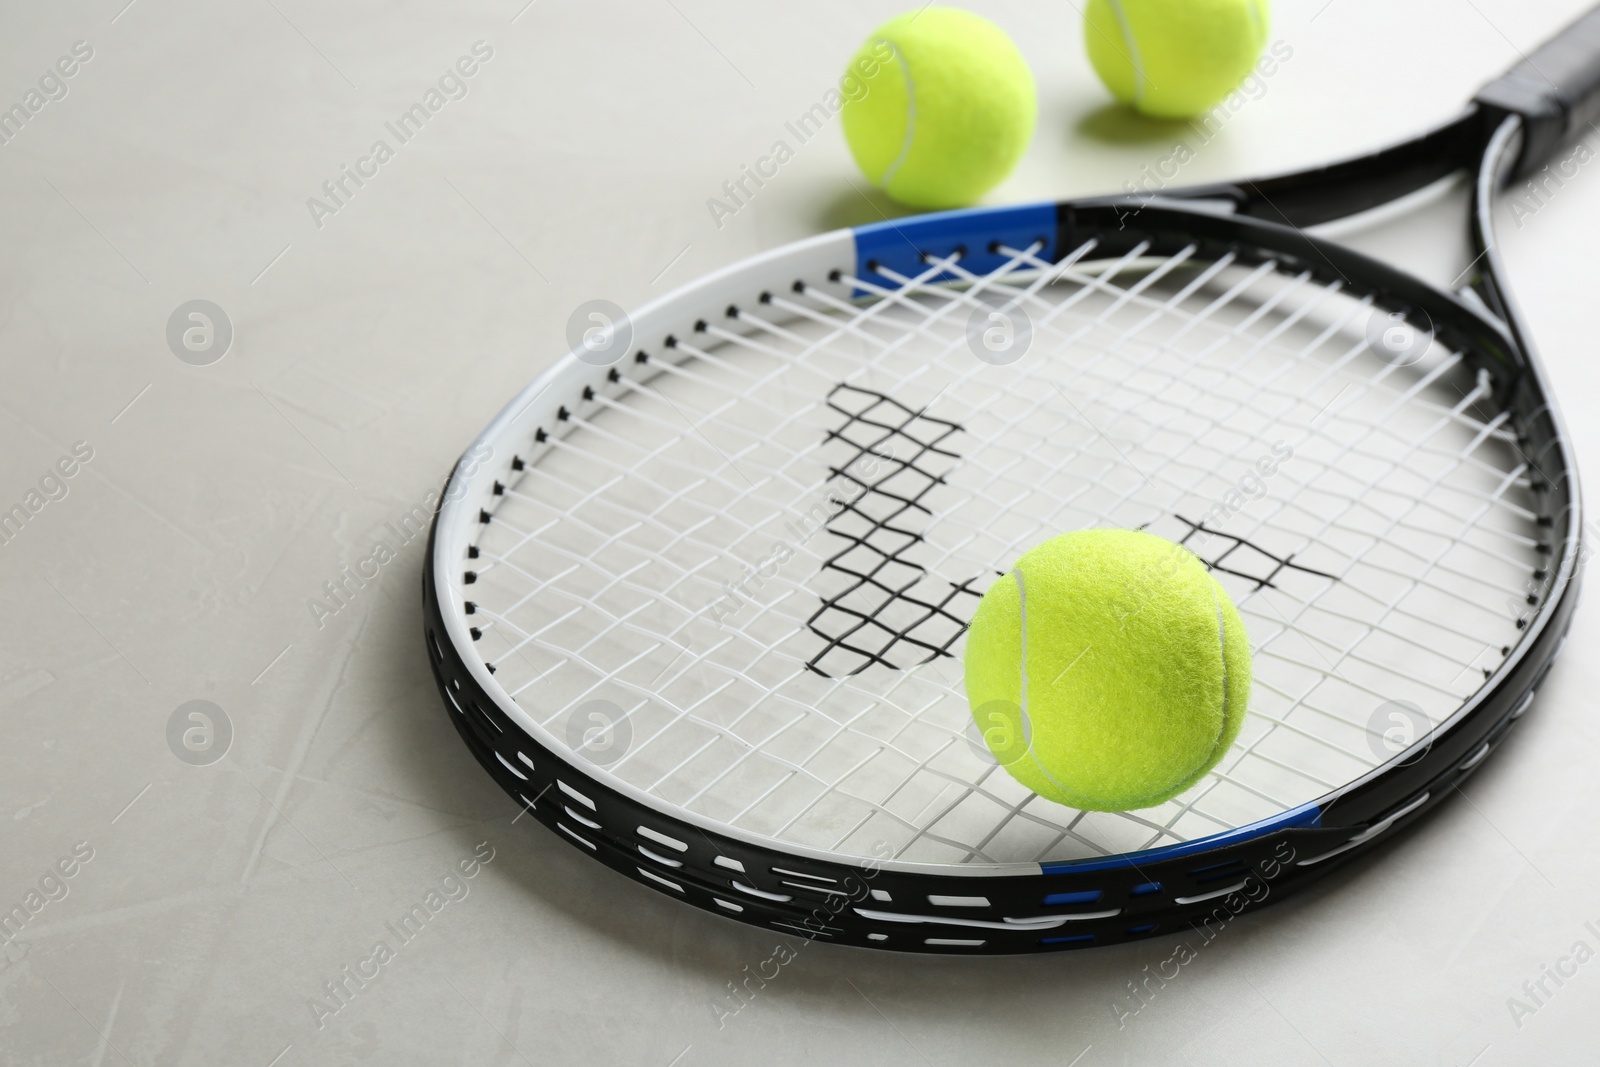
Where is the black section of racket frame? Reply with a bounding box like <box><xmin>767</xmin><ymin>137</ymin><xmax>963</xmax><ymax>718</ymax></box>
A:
<box><xmin>1145</xmin><ymin>107</ymin><xmax>1486</xmax><ymax>229</ymax></box>
<box><xmin>1137</xmin><ymin>98</ymin><xmax>1559</xmax><ymax>229</ymax></box>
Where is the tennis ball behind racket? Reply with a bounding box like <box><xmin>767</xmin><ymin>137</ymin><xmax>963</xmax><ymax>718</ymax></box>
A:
<box><xmin>1084</xmin><ymin>0</ymin><xmax>1269</xmax><ymax>119</ymax></box>
<box><xmin>840</xmin><ymin>8</ymin><xmax>1036</xmax><ymax>210</ymax></box>
<box><xmin>964</xmin><ymin>529</ymin><xmax>1251</xmax><ymax>812</ymax></box>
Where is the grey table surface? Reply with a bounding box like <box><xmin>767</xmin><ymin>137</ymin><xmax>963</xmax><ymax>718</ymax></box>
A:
<box><xmin>3</xmin><ymin>0</ymin><xmax>1600</xmax><ymax>1064</ymax></box>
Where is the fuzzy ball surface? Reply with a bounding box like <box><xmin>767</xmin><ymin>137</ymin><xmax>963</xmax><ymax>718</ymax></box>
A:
<box><xmin>840</xmin><ymin>8</ymin><xmax>1036</xmax><ymax>210</ymax></box>
<box><xmin>963</xmin><ymin>529</ymin><xmax>1251</xmax><ymax>812</ymax></box>
<box><xmin>1084</xmin><ymin>0</ymin><xmax>1269</xmax><ymax>118</ymax></box>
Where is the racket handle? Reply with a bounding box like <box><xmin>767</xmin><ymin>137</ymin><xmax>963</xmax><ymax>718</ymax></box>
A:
<box><xmin>1476</xmin><ymin>3</ymin><xmax>1600</xmax><ymax>177</ymax></box>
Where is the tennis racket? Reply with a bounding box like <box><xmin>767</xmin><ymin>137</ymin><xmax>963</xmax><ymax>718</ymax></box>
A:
<box><xmin>422</xmin><ymin>10</ymin><xmax>1593</xmax><ymax>954</ymax></box>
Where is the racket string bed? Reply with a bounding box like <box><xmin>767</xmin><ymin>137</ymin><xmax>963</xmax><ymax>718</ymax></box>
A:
<box><xmin>455</xmin><ymin>233</ymin><xmax>1542</xmax><ymax>872</ymax></box>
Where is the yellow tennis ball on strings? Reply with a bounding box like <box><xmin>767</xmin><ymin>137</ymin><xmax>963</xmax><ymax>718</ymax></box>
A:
<box><xmin>964</xmin><ymin>529</ymin><xmax>1252</xmax><ymax>812</ymax></box>
<box><xmin>1084</xmin><ymin>0</ymin><xmax>1271</xmax><ymax>119</ymax></box>
<box><xmin>840</xmin><ymin>7</ymin><xmax>1037</xmax><ymax>210</ymax></box>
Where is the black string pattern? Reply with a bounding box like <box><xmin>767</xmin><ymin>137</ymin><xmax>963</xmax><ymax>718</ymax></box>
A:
<box><xmin>1170</xmin><ymin>514</ymin><xmax>1339</xmax><ymax>590</ymax></box>
<box><xmin>799</xmin><ymin>388</ymin><xmax>1342</xmax><ymax>678</ymax></box>
<box><xmin>803</xmin><ymin>384</ymin><xmax>984</xmax><ymax>678</ymax></box>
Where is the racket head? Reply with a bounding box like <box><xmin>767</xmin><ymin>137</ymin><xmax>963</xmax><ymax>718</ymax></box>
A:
<box><xmin>423</xmin><ymin>197</ymin><xmax>1579</xmax><ymax>952</ymax></box>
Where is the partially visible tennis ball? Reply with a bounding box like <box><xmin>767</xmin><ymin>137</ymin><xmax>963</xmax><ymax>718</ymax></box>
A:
<box><xmin>1084</xmin><ymin>0</ymin><xmax>1270</xmax><ymax>119</ymax></box>
<box><xmin>840</xmin><ymin>8</ymin><xmax>1036</xmax><ymax>210</ymax></box>
<box><xmin>963</xmin><ymin>529</ymin><xmax>1251</xmax><ymax>812</ymax></box>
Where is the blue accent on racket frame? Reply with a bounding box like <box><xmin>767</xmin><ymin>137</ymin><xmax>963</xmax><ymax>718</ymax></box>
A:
<box><xmin>1042</xmin><ymin>889</ymin><xmax>1103</xmax><ymax>906</ymax></box>
<box><xmin>851</xmin><ymin>201</ymin><xmax>1058</xmax><ymax>294</ymax></box>
<box><xmin>1037</xmin><ymin>801</ymin><xmax>1324</xmax><ymax>875</ymax></box>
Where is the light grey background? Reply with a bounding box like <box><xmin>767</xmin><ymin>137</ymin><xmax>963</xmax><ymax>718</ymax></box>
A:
<box><xmin>2</xmin><ymin>0</ymin><xmax>1598</xmax><ymax>1063</ymax></box>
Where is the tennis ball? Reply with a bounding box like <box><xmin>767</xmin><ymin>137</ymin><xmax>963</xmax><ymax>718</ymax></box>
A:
<box><xmin>840</xmin><ymin>8</ymin><xmax>1036</xmax><ymax>210</ymax></box>
<box><xmin>963</xmin><ymin>529</ymin><xmax>1251</xmax><ymax>812</ymax></box>
<box><xmin>1084</xmin><ymin>0</ymin><xmax>1270</xmax><ymax>119</ymax></box>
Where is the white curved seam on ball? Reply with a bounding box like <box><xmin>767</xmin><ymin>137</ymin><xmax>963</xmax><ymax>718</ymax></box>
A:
<box><xmin>879</xmin><ymin>40</ymin><xmax>917</xmax><ymax>188</ymax></box>
<box><xmin>1026</xmin><ymin>742</ymin><xmax>1076</xmax><ymax>801</ymax></box>
<box><xmin>1014</xmin><ymin>565</ymin><xmax>1079</xmax><ymax>804</ymax></box>
<box><xmin>1102</xmin><ymin>0</ymin><xmax>1147</xmax><ymax>107</ymax></box>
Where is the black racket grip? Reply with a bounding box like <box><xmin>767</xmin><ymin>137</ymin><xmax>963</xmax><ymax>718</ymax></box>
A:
<box><xmin>1476</xmin><ymin>3</ymin><xmax>1600</xmax><ymax>177</ymax></box>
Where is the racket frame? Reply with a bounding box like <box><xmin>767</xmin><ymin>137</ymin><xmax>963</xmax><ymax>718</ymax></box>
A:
<box><xmin>423</xmin><ymin>46</ymin><xmax>1591</xmax><ymax>950</ymax></box>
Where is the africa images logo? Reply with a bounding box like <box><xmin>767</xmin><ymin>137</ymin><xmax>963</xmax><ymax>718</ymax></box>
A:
<box><xmin>305</xmin><ymin>42</ymin><xmax>494</xmax><ymax>229</ymax></box>
<box><xmin>307</xmin><ymin>842</ymin><xmax>496</xmax><ymax>1029</ymax></box>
